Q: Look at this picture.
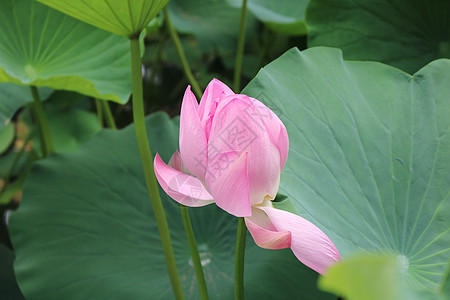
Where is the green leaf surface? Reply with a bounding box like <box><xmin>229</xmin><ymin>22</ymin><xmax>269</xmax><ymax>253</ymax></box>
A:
<box><xmin>9</xmin><ymin>112</ymin><xmax>332</xmax><ymax>299</ymax></box>
<box><xmin>243</xmin><ymin>47</ymin><xmax>450</xmax><ymax>290</ymax></box>
<box><xmin>0</xmin><ymin>244</ymin><xmax>25</xmax><ymax>300</ymax></box>
<box><xmin>319</xmin><ymin>253</ymin><xmax>450</xmax><ymax>300</ymax></box>
<box><xmin>46</xmin><ymin>109</ymin><xmax>101</xmax><ymax>153</ymax></box>
<box><xmin>306</xmin><ymin>0</ymin><xmax>450</xmax><ymax>73</ymax></box>
<box><xmin>37</xmin><ymin>0</ymin><xmax>169</xmax><ymax>38</ymax></box>
<box><xmin>227</xmin><ymin>0</ymin><xmax>308</xmax><ymax>35</ymax></box>
<box><xmin>319</xmin><ymin>254</ymin><xmax>401</xmax><ymax>300</ymax></box>
<box><xmin>168</xmin><ymin>0</ymin><xmax>257</xmax><ymax>51</ymax></box>
<box><xmin>0</xmin><ymin>123</ymin><xmax>14</xmax><ymax>154</ymax></box>
<box><xmin>0</xmin><ymin>0</ymin><xmax>131</xmax><ymax>103</ymax></box>
<box><xmin>0</xmin><ymin>83</ymin><xmax>52</xmax><ymax>130</ymax></box>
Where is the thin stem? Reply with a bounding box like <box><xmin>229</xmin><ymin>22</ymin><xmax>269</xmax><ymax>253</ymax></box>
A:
<box><xmin>234</xmin><ymin>217</ymin><xmax>247</xmax><ymax>300</ymax></box>
<box><xmin>129</xmin><ymin>38</ymin><xmax>185</xmax><ymax>300</ymax></box>
<box><xmin>30</xmin><ymin>86</ymin><xmax>54</xmax><ymax>157</ymax></box>
<box><xmin>163</xmin><ymin>7</ymin><xmax>202</xmax><ymax>99</ymax></box>
<box><xmin>233</xmin><ymin>0</ymin><xmax>248</xmax><ymax>93</ymax></box>
<box><xmin>180</xmin><ymin>205</ymin><xmax>209</xmax><ymax>300</ymax></box>
<box><xmin>95</xmin><ymin>99</ymin><xmax>104</xmax><ymax>127</ymax></box>
<box><xmin>101</xmin><ymin>100</ymin><xmax>117</xmax><ymax>129</ymax></box>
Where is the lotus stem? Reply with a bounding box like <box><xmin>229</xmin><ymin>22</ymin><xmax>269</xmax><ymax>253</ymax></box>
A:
<box><xmin>234</xmin><ymin>217</ymin><xmax>247</xmax><ymax>300</ymax></box>
<box><xmin>30</xmin><ymin>86</ymin><xmax>54</xmax><ymax>157</ymax></box>
<box><xmin>180</xmin><ymin>205</ymin><xmax>209</xmax><ymax>300</ymax></box>
<box><xmin>129</xmin><ymin>37</ymin><xmax>185</xmax><ymax>300</ymax></box>
<box><xmin>164</xmin><ymin>7</ymin><xmax>202</xmax><ymax>99</ymax></box>
<box><xmin>233</xmin><ymin>0</ymin><xmax>248</xmax><ymax>93</ymax></box>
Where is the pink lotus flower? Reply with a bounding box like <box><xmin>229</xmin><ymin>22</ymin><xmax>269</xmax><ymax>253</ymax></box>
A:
<box><xmin>154</xmin><ymin>79</ymin><xmax>341</xmax><ymax>274</ymax></box>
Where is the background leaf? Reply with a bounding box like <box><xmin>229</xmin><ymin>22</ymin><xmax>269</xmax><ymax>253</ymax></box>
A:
<box><xmin>167</xmin><ymin>0</ymin><xmax>258</xmax><ymax>51</ymax></box>
<box><xmin>0</xmin><ymin>0</ymin><xmax>131</xmax><ymax>103</ymax></box>
<box><xmin>306</xmin><ymin>0</ymin><xmax>450</xmax><ymax>73</ymax></box>
<box><xmin>227</xmin><ymin>0</ymin><xmax>308</xmax><ymax>35</ymax></box>
<box><xmin>45</xmin><ymin>109</ymin><xmax>101</xmax><ymax>153</ymax></box>
<box><xmin>0</xmin><ymin>83</ymin><xmax>52</xmax><ymax>130</ymax></box>
<box><xmin>37</xmin><ymin>0</ymin><xmax>170</xmax><ymax>37</ymax></box>
<box><xmin>9</xmin><ymin>112</ymin><xmax>332</xmax><ymax>299</ymax></box>
<box><xmin>243</xmin><ymin>47</ymin><xmax>450</xmax><ymax>290</ymax></box>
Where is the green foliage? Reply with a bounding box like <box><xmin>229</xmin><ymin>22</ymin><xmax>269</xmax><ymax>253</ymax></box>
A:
<box><xmin>9</xmin><ymin>113</ymin><xmax>332</xmax><ymax>300</ymax></box>
<box><xmin>37</xmin><ymin>0</ymin><xmax>169</xmax><ymax>38</ymax></box>
<box><xmin>244</xmin><ymin>47</ymin><xmax>450</xmax><ymax>291</ymax></box>
<box><xmin>319</xmin><ymin>253</ymin><xmax>450</xmax><ymax>300</ymax></box>
<box><xmin>319</xmin><ymin>254</ymin><xmax>401</xmax><ymax>300</ymax></box>
<box><xmin>227</xmin><ymin>0</ymin><xmax>308</xmax><ymax>35</ymax></box>
<box><xmin>45</xmin><ymin>109</ymin><xmax>101</xmax><ymax>153</ymax></box>
<box><xmin>0</xmin><ymin>83</ymin><xmax>52</xmax><ymax>130</ymax></box>
<box><xmin>0</xmin><ymin>0</ymin><xmax>132</xmax><ymax>103</ymax></box>
<box><xmin>306</xmin><ymin>0</ymin><xmax>450</xmax><ymax>73</ymax></box>
<box><xmin>167</xmin><ymin>0</ymin><xmax>258</xmax><ymax>51</ymax></box>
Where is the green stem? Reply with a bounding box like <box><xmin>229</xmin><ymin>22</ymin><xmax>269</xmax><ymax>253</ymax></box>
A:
<box><xmin>95</xmin><ymin>99</ymin><xmax>104</xmax><ymax>127</ymax></box>
<box><xmin>233</xmin><ymin>0</ymin><xmax>248</xmax><ymax>93</ymax></box>
<box><xmin>180</xmin><ymin>205</ymin><xmax>209</xmax><ymax>300</ymax></box>
<box><xmin>163</xmin><ymin>7</ymin><xmax>202</xmax><ymax>99</ymax></box>
<box><xmin>129</xmin><ymin>38</ymin><xmax>185</xmax><ymax>300</ymax></box>
<box><xmin>101</xmin><ymin>100</ymin><xmax>117</xmax><ymax>129</ymax></box>
<box><xmin>30</xmin><ymin>86</ymin><xmax>54</xmax><ymax>157</ymax></box>
<box><xmin>234</xmin><ymin>217</ymin><xmax>247</xmax><ymax>300</ymax></box>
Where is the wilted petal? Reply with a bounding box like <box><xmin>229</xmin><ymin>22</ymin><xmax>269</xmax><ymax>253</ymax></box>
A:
<box><xmin>245</xmin><ymin>206</ymin><xmax>291</xmax><ymax>249</ymax></box>
<box><xmin>179</xmin><ymin>86</ymin><xmax>208</xmax><ymax>181</ymax></box>
<box><xmin>154</xmin><ymin>154</ymin><xmax>214</xmax><ymax>207</ymax></box>
<box><xmin>261</xmin><ymin>206</ymin><xmax>341</xmax><ymax>275</ymax></box>
<box><xmin>205</xmin><ymin>151</ymin><xmax>251</xmax><ymax>217</ymax></box>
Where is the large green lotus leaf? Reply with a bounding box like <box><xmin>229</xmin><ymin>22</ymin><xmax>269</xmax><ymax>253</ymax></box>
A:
<box><xmin>243</xmin><ymin>47</ymin><xmax>450</xmax><ymax>290</ymax></box>
<box><xmin>227</xmin><ymin>0</ymin><xmax>308</xmax><ymax>35</ymax></box>
<box><xmin>9</xmin><ymin>112</ymin><xmax>332</xmax><ymax>299</ymax></box>
<box><xmin>0</xmin><ymin>244</ymin><xmax>25</xmax><ymax>299</ymax></box>
<box><xmin>0</xmin><ymin>83</ymin><xmax>52</xmax><ymax>130</ymax></box>
<box><xmin>306</xmin><ymin>0</ymin><xmax>450</xmax><ymax>74</ymax></box>
<box><xmin>0</xmin><ymin>0</ymin><xmax>131</xmax><ymax>104</ymax></box>
<box><xmin>37</xmin><ymin>0</ymin><xmax>169</xmax><ymax>38</ymax></box>
<box><xmin>168</xmin><ymin>0</ymin><xmax>257</xmax><ymax>51</ymax></box>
